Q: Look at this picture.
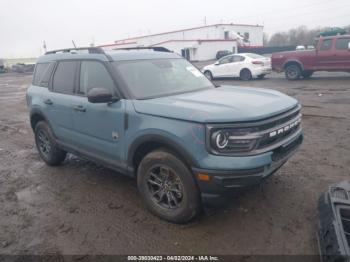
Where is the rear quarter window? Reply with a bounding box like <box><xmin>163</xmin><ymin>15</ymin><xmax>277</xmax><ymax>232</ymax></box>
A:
<box><xmin>33</xmin><ymin>62</ymin><xmax>55</xmax><ymax>87</ymax></box>
<box><xmin>336</xmin><ymin>38</ymin><xmax>350</xmax><ymax>50</ymax></box>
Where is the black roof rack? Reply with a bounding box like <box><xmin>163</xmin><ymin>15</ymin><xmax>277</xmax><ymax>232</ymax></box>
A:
<box><xmin>113</xmin><ymin>47</ymin><xmax>171</xmax><ymax>53</ymax></box>
<box><xmin>45</xmin><ymin>47</ymin><xmax>105</xmax><ymax>55</ymax></box>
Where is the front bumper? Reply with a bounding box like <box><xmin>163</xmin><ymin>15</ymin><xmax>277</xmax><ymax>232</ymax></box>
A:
<box><xmin>193</xmin><ymin>133</ymin><xmax>303</xmax><ymax>206</ymax></box>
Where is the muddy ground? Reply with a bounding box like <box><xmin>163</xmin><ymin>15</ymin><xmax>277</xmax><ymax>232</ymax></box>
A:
<box><xmin>0</xmin><ymin>70</ymin><xmax>349</xmax><ymax>256</ymax></box>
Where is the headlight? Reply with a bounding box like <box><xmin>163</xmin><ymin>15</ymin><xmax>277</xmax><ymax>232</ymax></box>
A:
<box><xmin>209</xmin><ymin>128</ymin><xmax>258</xmax><ymax>154</ymax></box>
<box><xmin>213</xmin><ymin>131</ymin><xmax>229</xmax><ymax>149</ymax></box>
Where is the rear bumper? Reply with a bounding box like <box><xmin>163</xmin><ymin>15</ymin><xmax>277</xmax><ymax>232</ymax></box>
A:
<box><xmin>252</xmin><ymin>67</ymin><xmax>272</xmax><ymax>76</ymax></box>
<box><xmin>193</xmin><ymin>133</ymin><xmax>303</xmax><ymax>207</ymax></box>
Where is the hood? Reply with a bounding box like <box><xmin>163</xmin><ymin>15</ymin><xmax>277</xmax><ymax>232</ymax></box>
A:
<box><xmin>132</xmin><ymin>86</ymin><xmax>298</xmax><ymax>123</ymax></box>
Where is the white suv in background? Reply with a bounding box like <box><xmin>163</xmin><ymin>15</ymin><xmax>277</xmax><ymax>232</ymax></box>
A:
<box><xmin>202</xmin><ymin>53</ymin><xmax>272</xmax><ymax>81</ymax></box>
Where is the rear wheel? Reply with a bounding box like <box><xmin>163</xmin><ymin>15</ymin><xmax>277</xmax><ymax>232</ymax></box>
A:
<box><xmin>137</xmin><ymin>149</ymin><xmax>200</xmax><ymax>223</ymax></box>
<box><xmin>34</xmin><ymin>121</ymin><xmax>66</xmax><ymax>166</ymax></box>
<box><xmin>302</xmin><ymin>70</ymin><xmax>313</xmax><ymax>79</ymax></box>
<box><xmin>240</xmin><ymin>69</ymin><xmax>252</xmax><ymax>81</ymax></box>
<box><xmin>285</xmin><ymin>64</ymin><xmax>301</xmax><ymax>80</ymax></box>
<box><xmin>204</xmin><ymin>70</ymin><xmax>213</xmax><ymax>80</ymax></box>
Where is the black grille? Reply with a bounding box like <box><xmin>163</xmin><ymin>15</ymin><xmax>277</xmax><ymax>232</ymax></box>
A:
<box><xmin>258</xmin><ymin>121</ymin><xmax>301</xmax><ymax>149</ymax></box>
<box><xmin>254</xmin><ymin>106</ymin><xmax>302</xmax><ymax>151</ymax></box>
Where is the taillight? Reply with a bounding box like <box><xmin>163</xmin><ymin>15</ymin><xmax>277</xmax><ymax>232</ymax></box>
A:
<box><xmin>252</xmin><ymin>61</ymin><xmax>264</xmax><ymax>65</ymax></box>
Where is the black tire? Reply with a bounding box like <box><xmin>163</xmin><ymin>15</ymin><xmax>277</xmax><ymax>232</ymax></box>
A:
<box><xmin>137</xmin><ymin>149</ymin><xmax>200</xmax><ymax>223</ymax></box>
<box><xmin>301</xmin><ymin>70</ymin><xmax>313</xmax><ymax>79</ymax></box>
<box><xmin>204</xmin><ymin>70</ymin><xmax>213</xmax><ymax>80</ymax></box>
<box><xmin>34</xmin><ymin>121</ymin><xmax>66</xmax><ymax>166</ymax></box>
<box><xmin>240</xmin><ymin>69</ymin><xmax>252</xmax><ymax>81</ymax></box>
<box><xmin>257</xmin><ymin>74</ymin><xmax>266</xmax><ymax>79</ymax></box>
<box><xmin>285</xmin><ymin>64</ymin><xmax>301</xmax><ymax>80</ymax></box>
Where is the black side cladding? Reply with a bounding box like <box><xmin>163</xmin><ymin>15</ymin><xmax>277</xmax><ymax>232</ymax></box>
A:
<box><xmin>318</xmin><ymin>181</ymin><xmax>350</xmax><ymax>262</ymax></box>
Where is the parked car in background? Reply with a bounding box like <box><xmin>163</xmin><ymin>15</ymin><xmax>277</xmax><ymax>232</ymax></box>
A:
<box><xmin>27</xmin><ymin>47</ymin><xmax>302</xmax><ymax>223</ymax></box>
<box><xmin>0</xmin><ymin>59</ymin><xmax>6</xmax><ymax>73</ymax></box>
<box><xmin>11</xmin><ymin>63</ymin><xmax>35</xmax><ymax>73</ymax></box>
<box><xmin>271</xmin><ymin>35</ymin><xmax>350</xmax><ymax>80</ymax></box>
<box><xmin>216</xmin><ymin>50</ymin><xmax>232</xmax><ymax>60</ymax></box>
<box><xmin>202</xmin><ymin>53</ymin><xmax>272</xmax><ymax>81</ymax></box>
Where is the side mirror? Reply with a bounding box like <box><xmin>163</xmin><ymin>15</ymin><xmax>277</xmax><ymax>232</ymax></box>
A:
<box><xmin>87</xmin><ymin>87</ymin><xmax>114</xmax><ymax>103</ymax></box>
<box><xmin>214</xmin><ymin>61</ymin><xmax>219</xmax><ymax>65</ymax></box>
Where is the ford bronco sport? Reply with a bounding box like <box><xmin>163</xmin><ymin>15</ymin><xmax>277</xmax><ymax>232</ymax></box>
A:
<box><xmin>27</xmin><ymin>47</ymin><xmax>303</xmax><ymax>223</ymax></box>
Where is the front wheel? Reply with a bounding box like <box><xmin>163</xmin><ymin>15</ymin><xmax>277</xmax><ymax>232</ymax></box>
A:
<box><xmin>285</xmin><ymin>64</ymin><xmax>301</xmax><ymax>80</ymax></box>
<box><xmin>240</xmin><ymin>69</ymin><xmax>252</xmax><ymax>81</ymax></box>
<box><xmin>137</xmin><ymin>149</ymin><xmax>200</xmax><ymax>223</ymax></box>
<box><xmin>34</xmin><ymin>121</ymin><xmax>66</xmax><ymax>166</ymax></box>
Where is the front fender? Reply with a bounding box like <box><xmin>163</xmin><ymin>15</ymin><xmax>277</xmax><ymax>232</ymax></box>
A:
<box><xmin>283</xmin><ymin>59</ymin><xmax>304</xmax><ymax>71</ymax></box>
<box><xmin>127</xmin><ymin>131</ymin><xmax>199</xmax><ymax>170</ymax></box>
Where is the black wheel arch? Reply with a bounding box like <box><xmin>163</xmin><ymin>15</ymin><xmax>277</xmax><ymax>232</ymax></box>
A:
<box><xmin>30</xmin><ymin>108</ymin><xmax>53</xmax><ymax>132</ymax></box>
<box><xmin>127</xmin><ymin>134</ymin><xmax>199</xmax><ymax>176</ymax></box>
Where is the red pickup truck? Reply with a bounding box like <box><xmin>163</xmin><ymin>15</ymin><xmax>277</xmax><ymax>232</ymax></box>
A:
<box><xmin>271</xmin><ymin>35</ymin><xmax>350</xmax><ymax>80</ymax></box>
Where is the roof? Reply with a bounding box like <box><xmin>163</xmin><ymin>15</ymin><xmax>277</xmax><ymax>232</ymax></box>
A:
<box><xmin>36</xmin><ymin>49</ymin><xmax>181</xmax><ymax>63</ymax></box>
<box><xmin>107</xmin><ymin>50</ymin><xmax>181</xmax><ymax>61</ymax></box>
<box><xmin>317</xmin><ymin>34</ymin><xmax>350</xmax><ymax>39</ymax></box>
<box><xmin>113</xmin><ymin>23</ymin><xmax>263</xmax><ymax>43</ymax></box>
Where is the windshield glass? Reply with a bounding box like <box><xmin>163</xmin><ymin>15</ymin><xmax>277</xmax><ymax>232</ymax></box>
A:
<box><xmin>113</xmin><ymin>58</ymin><xmax>214</xmax><ymax>99</ymax></box>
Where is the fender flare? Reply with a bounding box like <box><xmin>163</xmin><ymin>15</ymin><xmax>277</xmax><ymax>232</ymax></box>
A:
<box><xmin>29</xmin><ymin>107</ymin><xmax>54</xmax><ymax>132</ymax></box>
<box><xmin>127</xmin><ymin>133</ymin><xmax>199</xmax><ymax>171</ymax></box>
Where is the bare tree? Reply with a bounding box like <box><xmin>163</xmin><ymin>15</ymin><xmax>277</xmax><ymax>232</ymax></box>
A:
<box><xmin>266</xmin><ymin>25</ymin><xmax>350</xmax><ymax>47</ymax></box>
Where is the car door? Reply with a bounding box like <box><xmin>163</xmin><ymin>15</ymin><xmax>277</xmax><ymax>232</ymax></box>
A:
<box><xmin>230</xmin><ymin>55</ymin><xmax>246</xmax><ymax>76</ymax></box>
<box><xmin>333</xmin><ymin>37</ymin><xmax>350</xmax><ymax>70</ymax></box>
<box><xmin>315</xmin><ymin>38</ymin><xmax>336</xmax><ymax>70</ymax></box>
<box><xmin>45</xmin><ymin>60</ymin><xmax>78</xmax><ymax>144</ymax></box>
<box><xmin>70</xmin><ymin>60</ymin><xmax>126</xmax><ymax>167</ymax></box>
<box><xmin>213</xmin><ymin>56</ymin><xmax>234</xmax><ymax>77</ymax></box>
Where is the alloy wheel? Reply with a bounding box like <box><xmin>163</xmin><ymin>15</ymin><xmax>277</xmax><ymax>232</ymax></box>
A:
<box><xmin>146</xmin><ymin>165</ymin><xmax>184</xmax><ymax>209</ymax></box>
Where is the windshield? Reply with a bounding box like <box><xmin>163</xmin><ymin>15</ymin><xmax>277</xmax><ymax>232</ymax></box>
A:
<box><xmin>113</xmin><ymin>58</ymin><xmax>214</xmax><ymax>99</ymax></box>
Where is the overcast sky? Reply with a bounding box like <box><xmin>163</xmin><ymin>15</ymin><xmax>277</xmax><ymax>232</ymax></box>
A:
<box><xmin>1</xmin><ymin>0</ymin><xmax>349</xmax><ymax>58</ymax></box>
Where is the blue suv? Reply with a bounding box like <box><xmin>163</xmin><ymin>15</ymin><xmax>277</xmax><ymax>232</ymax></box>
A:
<box><xmin>27</xmin><ymin>47</ymin><xmax>303</xmax><ymax>223</ymax></box>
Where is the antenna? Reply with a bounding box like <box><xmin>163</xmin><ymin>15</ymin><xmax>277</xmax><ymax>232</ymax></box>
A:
<box><xmin>72</xmin><ymin>40</ymin><xmax>77</xmax><ymax>48</ymax></box>
<box><xmin>43</xmin><ymin>40</ymin><xmax>47</xmax><ymax>53</ymax></box>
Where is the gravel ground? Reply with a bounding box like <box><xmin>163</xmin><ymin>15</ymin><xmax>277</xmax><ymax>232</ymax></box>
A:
<box><xmin>0</xmin><ymin>70</ymin><xmax>349</xmax><ymax>256</ymax></box>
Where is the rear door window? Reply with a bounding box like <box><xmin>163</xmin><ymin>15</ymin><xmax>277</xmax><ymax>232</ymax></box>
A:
<box><xmin>52</xmin><ymin>61</ymin><xmax>77</xmax><ymax>94</ymax></box>
<box><xmin>335</xmin><ymin>38</ymin><xmax>350</xmax><ymax>50</ymax></box>
<box><xmin>78</xmin><ymin>61</ymin><xmax>115</xmax><ymax>95</ymax></box>
<box><xmin>33</xmin><ymin>62</ymin><xmax>55</xmax><ymax>87</ymax></box>
<box><xmin>219</xmin><ymin>56</ymin><xmax>233</xmax><ymax>64</ymax></box>
<box><xmin>232</xmin><ymin>55</ymin><xmax>245</xmax><ymax>62</ymax></box>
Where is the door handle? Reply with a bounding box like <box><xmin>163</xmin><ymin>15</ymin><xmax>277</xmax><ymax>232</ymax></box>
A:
<box><xmin>44</xmin><ymin>99</ymin><xmax>53</xmax><ymax>105</ymax></box>
<box><xmin>73</xmin><ymin>105</ymin><xmax>86</xmax><ymax>112</ymax></box>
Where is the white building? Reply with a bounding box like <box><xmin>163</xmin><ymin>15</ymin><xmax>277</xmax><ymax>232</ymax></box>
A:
<box><xmin>100</xmin><ymin>23</ymin><xmax>264</xmax><ymax>61</ymax></box>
